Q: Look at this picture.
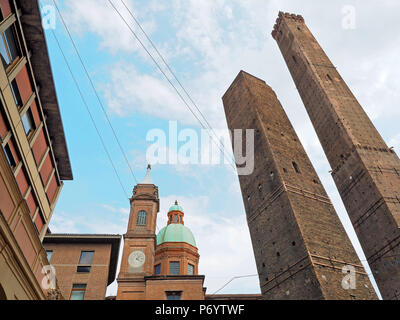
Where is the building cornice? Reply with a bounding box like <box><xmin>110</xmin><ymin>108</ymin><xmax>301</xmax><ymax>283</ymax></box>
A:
<box><xmin>17</xmin><ymin>0</ymin><xmax>73</xmax><ymax>180</ymax></box>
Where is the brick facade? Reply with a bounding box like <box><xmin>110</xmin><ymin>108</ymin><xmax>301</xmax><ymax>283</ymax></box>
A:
<box><xmin>222</xmin><ymin>71</ymin><xmax>377</xmax><ymax>300</ymax></box>
<box><xmin>117</xmin><ymin>169</ymin><xmax>206</xmax><ymax>300</ymax></box>
<box><xmin>272</xmin><ymin>12</ymin><xmax>400</xmax><ymax>300</ymax></box>
<box><xmin>43</xmin><ymin>234</ymin><xmax>121</xmax><ymax>300</ymax></box>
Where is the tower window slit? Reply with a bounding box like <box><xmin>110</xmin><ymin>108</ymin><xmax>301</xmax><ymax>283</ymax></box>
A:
<box><xmin>292</xmin><ymin>162</ymin><xmax>300</xmax><ymax>173</ymax></box>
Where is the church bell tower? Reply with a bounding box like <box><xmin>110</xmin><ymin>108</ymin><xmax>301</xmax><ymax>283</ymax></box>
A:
<box><xmin>116</xmin><ymin>165</ymin><xmax>159</xmax><ymax>300</ymax></box>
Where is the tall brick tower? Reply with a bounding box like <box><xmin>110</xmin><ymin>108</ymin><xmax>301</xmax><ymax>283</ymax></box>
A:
<box><xmin>272</xmin><ymin>12</ymin><xmax>400</xmax><ymax>300</ymax></box>
<box><xmin>222</xmin><ymin>71</ymin><xmax>376</xmax><ymax>300</ymax></box>
<box><xmin>116</xmin><ymin>165</ymin><xmax>160</xmax><ymax>300</ymax></box>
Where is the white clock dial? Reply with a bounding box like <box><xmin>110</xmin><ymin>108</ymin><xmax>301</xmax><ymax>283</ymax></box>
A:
<box><xmin>128</xmin><ymin>250</ymin><xmax>146</xmax><ymax>268</ymax></box>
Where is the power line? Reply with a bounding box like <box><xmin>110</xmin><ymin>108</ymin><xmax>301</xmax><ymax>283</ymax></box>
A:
<box><xmin>212</xmin><ymin>274</ymin><xmax>258</xmax><ymax>295</ymax></box>
<box><xmin>119</xmin><ymin>0</ymin><xmax>226</xmax><ymax>149</ymax></box>
<box><xmin>118</xmin><ymin>0</ymin><xmax>238</xmax><ymax>169</ymax></box>
<box><xmin>52</xmin><ymin>0</ymin><xmax>138</xmax><ymax>185</ymax></box>
<box><xmin>49</xmin><ymin>28</ymin><xmax>129</xmax><ymax>200</ymax></box>
<box><xmin>107</xmin><ymin>0</ymin><xmax>238</xmax><ymax>171</ymax></box>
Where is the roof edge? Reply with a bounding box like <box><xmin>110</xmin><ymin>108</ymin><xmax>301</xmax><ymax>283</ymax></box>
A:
<box><xmin>19</xmin><ymin>1</ymin><xmax>73</xmax><ymax>180</ymax></box>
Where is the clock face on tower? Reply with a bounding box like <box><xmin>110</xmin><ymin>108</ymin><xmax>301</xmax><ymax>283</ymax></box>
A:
<box><xmin>128</xmin><ymin>250</ymin><xmax>146</xmax><ymax>268</ymax></box>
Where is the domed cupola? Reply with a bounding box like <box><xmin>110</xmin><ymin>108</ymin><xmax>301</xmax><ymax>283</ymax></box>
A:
<box><xmin>154</xmin><ymin>201</ymin><xmax>199</xmax><ymax>276</ymax></box>
<box><xmin>157</xmin><ymin>201</ymin><xmax>197</xmax><ymax>247</ymax></box>
<box><xmin>167</xmin><ymin>200</ymin><xmax>185</xmax><ymax>225</ymax></box>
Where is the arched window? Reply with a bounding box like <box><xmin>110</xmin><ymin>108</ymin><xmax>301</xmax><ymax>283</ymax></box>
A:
<box><xmin>137</xmin><ymin>211</ymin><xmax>147</xmax><ymax>226</ymax></box>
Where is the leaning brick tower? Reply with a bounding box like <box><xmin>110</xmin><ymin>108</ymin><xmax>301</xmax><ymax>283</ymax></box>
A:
<box><xmin>222</xmin><ymin>71</ymin><xmax>376</xmax><ymax>300</ymax></box>
<box><xmin>272</xmin><ymin>12</ymin><xmax>400</xmax><ymax>300</ymax></box>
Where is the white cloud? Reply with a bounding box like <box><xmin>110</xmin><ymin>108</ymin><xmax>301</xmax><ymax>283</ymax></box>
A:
<box><xmin>50</xmin><ymin>205</ymin><xmax>128</xmax><ymax>235</ymax></box>
<box><xmin>49</xmin><ymin>211</ymin><xmax>80</xmax><ymax>233</ymax></box>
<box><xmin>101</xmin><ymin>204</ymin><xmax>130</xmax><ymax>215</ymax></box>
<box><xmin>60</xmin><ymin>0</ymin><xmax>156</xmax><ymax>54</ymax></box>
<box><xmin>102</xmin><ymin>62</ymin><xmax>184</xmax><ymax>118</ymax></box>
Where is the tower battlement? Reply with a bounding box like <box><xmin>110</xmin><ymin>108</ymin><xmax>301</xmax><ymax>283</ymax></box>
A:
<box><xmin>272</xmin><ymin>11</ymin><xmax>304</xmax><ymax>40</ymax></box>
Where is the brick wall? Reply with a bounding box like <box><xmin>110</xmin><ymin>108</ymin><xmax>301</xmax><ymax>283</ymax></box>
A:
<box><xmin>44</xmin><ymin>242</ymin><xmax>112</xmax><ymax>300</ymax></box>
<box><xmin>273</xmin><ymin>12</ymin><xmax>400</xmax><ymax>300</ymax></box>
<box><xmin>222</xmin><ymin>71</ymin><xmax>377</xmax><ymax>300</ymax></box>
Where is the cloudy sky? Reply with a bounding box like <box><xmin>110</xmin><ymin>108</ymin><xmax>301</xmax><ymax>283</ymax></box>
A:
<box><xmin>40</xmin><ymin>0</ymin><xmax>400</xmax><ymax>297</ymax></box>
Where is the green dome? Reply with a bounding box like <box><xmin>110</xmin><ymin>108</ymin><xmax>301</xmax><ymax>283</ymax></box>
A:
<box><xmin>157</xmin><ymin>224</ymin><xmax>196</xmax><ymax>247</ymax></box>
<box><xmin>168</xmin><ymin>204</ymin><xmax>184</xmax><ymax>213</ymax></box>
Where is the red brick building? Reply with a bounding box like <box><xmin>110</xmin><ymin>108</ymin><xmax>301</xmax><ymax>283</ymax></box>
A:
<box><xmin>117</xmin><ymin>166</ymin><xmax>206</xmax><ymax>300</ymax></box>
<box><xmin>0</xmin><ymin>0</ymin><xmax>72</xmax><ymax>300</ymax></box>
<box><xmin>43</xmin><ymin>234</ymin><xmax>121</xmax><ymax>300</ymax></box>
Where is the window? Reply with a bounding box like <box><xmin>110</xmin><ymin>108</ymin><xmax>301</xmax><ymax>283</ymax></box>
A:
<box><xmin>155</xmin><ymin>264</ymin><xmax>161</xmax><ymax>275</ymax></box>
<box><xmin>270</xmin><ymin>171</ymin><xmax>274</xmax><ymax>178</ymax></box>
<box><xmin>3</xmin><ymin>144</ymin><xmax>16</xmax><ymax>168</ymax></box>
<box><xmin>169</xmin><ymin>262</ymin><xmax>180</xmax><ymax>275</ymax></box>
<box><xmin>46</xmin><ymin>250</ymin><xmax>53</xmax><ymax>262</ymax></box>
<box><xmin>0</xmin><ymin>34</ymin><xmax>9</xmax><ymax>67</ymax></box>
<box><xmin>77</xmin><ymin>266</ymin><xmax>91</xmax><ymax>273</ymax></box>
<box><xmin>70</xmin><ymin>284</ymin><xmax>87</xmax><ymax>300</ymax></box>
<box><xmin>4</xmin><ymin>27</ymin><xmax>20</xmax><ymax>62</ymax></box>
<box><xmin>188</xmin><ymin>264</ymin><xmax>194</xmax><ymax>275</ymax></box>
<box><xmin>292</xmin><ymin>161</ymin><xmax>300</xmax><ymax>173</ymax></box>
<box><xmin>77</xmin><ymin>251</ymin><xmax>94</xmax><ymax>273</ymax></box>
<box><xmin>22</xmin><ymin>109</ymin><xmax>35</xmax><ymax>135</ymax></box>
<box><xmin>166</xmin><ymin>291</ymin><xmax>182</xmax><ymax>300</ymax></box>
<box><xmin>79</xmin><ymin>251</ymin><xmax>94</xmax><ymax>264</ymax></box>
<box><xmin>0</xmin><ymin>24</ymin><xmax>21</xmax><ymax>69</ymax></box>
<box><xmin>10</xmin><ymin>79</ymin><xmax>22</xmax><ymax>107</ymax></box>
<box><xmin>136</xmin><ymin>210</ymin><xmax>147</xmax><ymax>226</ymax></box>
<box><xmin>174</xmin><ymin>214</ymin><xmax>178</xmax><ymax>223</ymax></box>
